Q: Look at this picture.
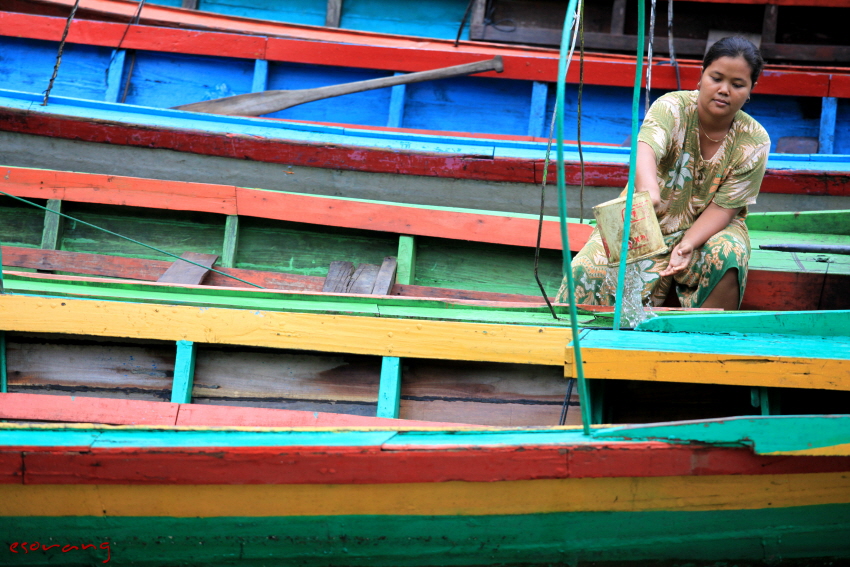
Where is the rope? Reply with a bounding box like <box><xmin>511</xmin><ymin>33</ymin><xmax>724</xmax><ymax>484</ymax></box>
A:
<box><xmin>532</xmin><ymin>0</ymin><xmax>582</xmax><ymax>321</ymax></box>
<box><xmin>645</xmin><ymin>0</ymin><xmax>657</xmax><ymax>115</ymax></box>
<box><xmin>668</xmin><ymin>0</ymin><xmax>681</xmax><ymax>90</ymax></box>
<box><xmin>559</xmin><ymin>378</ymin><xmax>576</xmax><ymax>426</ymax></box>
<box><xmin>0</xmin><ymin>190</ymin><xmax>265</xmax><ymax>289</ymax></box>
<box><xmin>577</xmin><ymin>4</ymin><xmax>586</xmax><ymax>224</ymax></box>
<box><xmin>454</xmin><ymin>0</ymin><xmax>476</xmax><ymax>47</ymax></box>
<box><xmin>554</xmin><ymin>0</ymin><xmax>591</xmax><ymax>434</ymax></box>
<box><xmin>612</xmin><ymin>0</ymin><xmax>646</xmax><ymax>330</ymax></box>
<box><xmin>42</xmin><ymin>0</ymin><xmax>81</xmax><ymax>106</ymax></box>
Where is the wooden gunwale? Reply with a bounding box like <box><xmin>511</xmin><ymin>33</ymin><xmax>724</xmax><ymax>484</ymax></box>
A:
<box><xmin>0</xmin><ymin>165</ymin><xmax>591</xmax><ymax>252</ymax></box>
<box><xmin>1</xmin><ymin>281</ymin><xmax>848</xmax><ymax>391</ymax></box>
<box><xmin>1</xmin><ymin>101</ymin><xmax>848</xmax><ymax>198</ymax></box>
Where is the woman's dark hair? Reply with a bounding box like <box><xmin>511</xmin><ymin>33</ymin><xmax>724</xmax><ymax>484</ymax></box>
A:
<box><xmin>703</xmin><ymin>36</ymin><xmax>764</xmax><ymax>85</ymax></box>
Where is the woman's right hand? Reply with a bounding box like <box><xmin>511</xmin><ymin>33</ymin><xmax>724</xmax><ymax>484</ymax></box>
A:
<box><xmin>659</xmin><ymin>241</ymin><xmax>694</xmax><ymax>277</ymax></box>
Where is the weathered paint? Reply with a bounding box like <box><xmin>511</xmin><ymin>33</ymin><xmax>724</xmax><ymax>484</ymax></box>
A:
<box><xmin>2</xmin><ymin>472</ymin><xmax>849</xmax><ymax>515</ymax></box>
<box><xmin>1</xmin><ymin>505</ymin><xmax>849</xmax><ymax>565</ymax></box>
<box><xmin>376</xmin><ymin>356</ymin><xmax>401</xmax><ymax>419</ymax></box>
<box><xmin>636</xmin><ymin>310</ymin><xmax>850</xmax><ymax>336</ymax></box>
<box><xmin>597</xmin><ymin>415</ymin><xmax>850</xmax><ymax>453</ymax></box>
<box><xmin>170</xmin><ymin>340</ymin><xmax>196</xmax><ymax>404</ymax></box>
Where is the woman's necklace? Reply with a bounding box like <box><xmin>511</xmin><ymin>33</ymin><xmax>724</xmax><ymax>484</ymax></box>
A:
<box><xmin>698</xmin><ymin>120</ymin><xmax>729</xmax><ymax>144</ymax></box>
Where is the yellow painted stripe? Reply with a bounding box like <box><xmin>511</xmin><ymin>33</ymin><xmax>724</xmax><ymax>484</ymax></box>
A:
<box><xmin>566</xmin><ymin>348</ymin><xmax>850</xmax><ymax>391</ymax></box>
<box><xmin>2</xmin><ymin>473</ymin><xmax>848</xmax><ymax>517</ymax></box>
<box><xmin>765</xmin><ymin>443</ymin><xmax>850</xmax><ymax>457</ymax></box>
<box><xmin>0</xmin><ymin>295</ymin><xmax>568</xmax><ymax>365</ymax></box>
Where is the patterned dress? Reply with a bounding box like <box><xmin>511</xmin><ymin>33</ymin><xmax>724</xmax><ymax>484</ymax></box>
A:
<box><xmin>559</xmin><ymin>90</ymin><xmax>770</xmax><ymax>308</ymax></box>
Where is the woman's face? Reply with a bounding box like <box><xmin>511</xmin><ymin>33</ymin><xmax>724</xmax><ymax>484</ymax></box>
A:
<box><xmin>698</xmin><ymin>55</ymin><xmax>754</xmax><ymax>122</ymax></box>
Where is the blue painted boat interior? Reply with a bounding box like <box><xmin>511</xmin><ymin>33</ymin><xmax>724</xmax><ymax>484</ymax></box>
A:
<box><xmin>0</xmin><ymin>34</ymin><xmax>849</xmax><ymax>160</ymax></box>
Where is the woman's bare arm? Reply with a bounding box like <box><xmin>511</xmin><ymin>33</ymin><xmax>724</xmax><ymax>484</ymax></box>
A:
<box><xmin>635</xmin><ymin>141</ymin><xmax>662</xmax><ymax>207</ymax></box>
<box><xmin>659</xmin><ymin>203</ymin><xmax>741</xmax><ymax>276</ymax></box>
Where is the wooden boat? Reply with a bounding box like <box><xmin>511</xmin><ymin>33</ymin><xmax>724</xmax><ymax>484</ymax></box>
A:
<box><xmin>0</xmin><ymin>6</ymin><xmax>849</xmax><ymax>159</ymax></box>
<box><xmin>0</xmin><ymin>415</ymin><xmax>848</xmax><ymax>565</ymax></box>
<box><xmin>1</xmin><ymin>165</ymin><xmax>847</xmax><ymax>312</ymax></box>
<box><xmin>1</xmin><ymin>261</ymin><xmax>849</xmax><ymax>563</ymax></box>
<box><xmin>2</xmin><ymin>174</ymin><xmax>849</xmax><ymax>564</ymax></box>
<box><xmin>1</xmin><ymin>87</ymin><xmax>849</xmax><ymax>221</ymax></box>
<box><xmin>1</xmin><ymin>6</ymin><xmax>849</xmax><ymax>559</ymax></box>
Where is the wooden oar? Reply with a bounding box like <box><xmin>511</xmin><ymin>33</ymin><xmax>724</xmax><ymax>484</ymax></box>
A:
<box><xmin>173</xmin><ymin>56</ymin><xmax>504</xmax><ymax>116</ymax></box>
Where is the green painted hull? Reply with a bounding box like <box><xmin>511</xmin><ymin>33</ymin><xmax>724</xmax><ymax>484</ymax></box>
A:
<box><xmin>3</xmin><ymin>505</ymin><xmax>850</xmax><ymax>566</ymax></box>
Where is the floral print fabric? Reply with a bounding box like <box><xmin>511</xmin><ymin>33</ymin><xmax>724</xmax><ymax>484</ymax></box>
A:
<box><xmin>559</xmin><ymin>90</ymin><xmax>770</xmax><ymax>308</ymax></box>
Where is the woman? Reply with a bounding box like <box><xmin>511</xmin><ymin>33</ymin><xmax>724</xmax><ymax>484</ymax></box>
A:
<box><xmin>559</xmin><ymin>36</ymin><xmax>770</xmax><ymax>310</ymax></box>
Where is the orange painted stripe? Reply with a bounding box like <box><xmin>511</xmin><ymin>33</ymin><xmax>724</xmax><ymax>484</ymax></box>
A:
<box><xmin>2</xmin><ymin>472</ymin><xmax>849</xmax><ymax>516</ymax></box>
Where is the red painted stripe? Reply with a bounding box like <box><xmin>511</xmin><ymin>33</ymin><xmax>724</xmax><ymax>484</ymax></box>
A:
<box><xmin>829</xmin><ymin>74</ymin><xmax>850</xmax><ymax>98</ymax></box>
<box><xmin>0</xmin><ymin>393</ymin><xmax>181</xmax><ymax>426</ymax></box>
<box><xmin>4</xmin><ymin>109</ymin><xmax>847</xmax><ymax>197</ymax></box>
<box><xmin>234</xmin><ymin>187</ymin><xmax>590</xmax><ymax>252</ymax></box>
<box><xmin>0</xmin><ymin>11</ymin><xmax>847</xmax><ymax>96</ymax></box>
<box><xmin>0</xmin><ymin>452</ymin><xmax>23</xmax><ymax>485</ymax></box>
<box><xmin>2</xmin><ymin>165</ymin><xmax>589</xmax><ymax>251</ymax></box>
<box><xmin>0</xmin><ymin>11</ymin><xmax>267</xmax><ymax>59</ymax></box>
<box><xmin>1</xmin><ymin>167</ymin><xmax>238</xmax><ymax>215</ymax></box>
<box><xmin>0</xmin><ymin>393</ymin><xmax>464</xmax><ymax>428</ymax></box>
<box><xmin>13</xmin><ymin>443</ymin><xmax>850</xmax><ymax>485</ymax></box>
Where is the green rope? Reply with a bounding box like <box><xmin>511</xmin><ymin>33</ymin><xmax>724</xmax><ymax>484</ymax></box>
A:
<box><xmin>554</xmin><ymin>0</ymin><xmax>591</xmax><ymax>435</ymax></box>
<box><xmin>612</xmin><ymin>0</ymin><xmax>646</xmax><ymax>330</ymax></box>
<box><xmin>0</xmin><ymin>190</ymin><xmax>264</xmax><ymax>289</ymax></box>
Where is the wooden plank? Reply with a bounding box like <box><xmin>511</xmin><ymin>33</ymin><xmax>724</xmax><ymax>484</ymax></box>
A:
<box><xmin>0</xmin><ymin>295</ymin><xmax>572</xmax><ymax>365</ymax></box>
<box><xmin>39</xmin><ymin>199</ymin><xmax>63</xmax><ymax>252</ymax></box>
<box><xmin>157</xmin><ymin>252</ymin><xmax>218</xmax><ymax>285</ymax></box>
<box><xmin>323</xmin><ymin>260</ymin><xmax>354</xmax><ymax>293</ymax></box>
<box><xmin>610</xmin><ymin>0</ymin><xmax>626</xmax><ymax>35</ymax></box>
<box><xmin>251</xmin><ymin>59</ymin><xmax>269</xmax><ymax>94</ymax></box>
<box><xmin>347</xmin><ymin>263</ymin><xmax>380</xmax><ymax>294</ymax></box>
<box><xmin>396</xmin><ymin>235</ymin><xmax>416</xmax><ymax>286</ymax></box>
<box><xmin>104</xmin><ymin>48</ymin><xmax>126</xmax><ymax>103</ymax></box>
<box><xmin>400</xmin><ymin>399</ymin><xmax>575</xmax><ymax>427</ymax></box>
<box><xmin>567</xmin><ymin>330</ymin><xmax>850</xmax><ymax>391</ymax></box>
<box><xmin>819</xmin><ymin>97</ymin><xmax>838</xmax><ymax>155</ymax></box>
<box><xmin>0</xmin><ymin>450</ymin><xmax>22</xmax><ymax>484</ymax></box>
<box><xmin>0</xmin><ymin>331</ymin><xmax>6</xmax><ymax>394</ymax></box>
<box><xmin>761</xmin><ymin>4</ymin><xmax>778</xmax><ymax>44</ymax></box>
<box><xmin>171</xmin><ymin>340</ymin><xmax>197</xmax><ymax>404</ymax></box>
<box><xmin>387</xmin><ymin>75</ymin><xmax>406</xmax><ymax>129</ymax></box>
<box><xmin>176</xmin><ymin>403</ymin><xmax>466</xmax><ymax>427</ymax></box>
<box><xmin>325</xmin><ymin>0</ymin><xmax>342</xmax><ymax>28</ymax></box>
<box><xmin>234</xmin><ymin>187</ymin><xmax>589</xmax><ymax>252</ymax></box>
<box><xmin>570</xmin><ymin>349</ymin><xmax>850</xmax><ymax>391</ymax></box>
<box><xmin>371</xmin><ymin>257</ymin><xmax>397</xmax><ymax>295</ymax></box>
<box><xmin>192</xmin><ymin>350</ymin><xmax>380</xmax><ymax>404</ymax></box>
<box><xmin>376</xmin><ymin>356</ymin><xmax>402</xmax><ymax>418</ymax></box>
<box><xmin>636</xmin><ymin>311</ymin><xmax>850</xmax><ymax>337</ymax></box>
<box><xmin>0</xmin><ymin>392</ymin><xmax>180</xmax><ymax>425</ymax></box>
<box><xmin>4</xmin><ymin>340</ymin><xmax>175</xmax><ymax>394</ymax></box>
<box><xmin>0</xmin><ymin>166</ymin><xmax>238</xmax><ymax>215</ymax></box>
<box><xmin>221</xmin><ymin>215</ymin><xmax>239</xmax><ymax>269</ymax></box>
<box><xmin>528</xmin><ymin>81</ymin><xmax>548</xmax><ymax>138</ymax></box>
<box><xmin>468</xmin><ymin>0</ymin><xmax>487</xmax><ymax>40</ymax></box>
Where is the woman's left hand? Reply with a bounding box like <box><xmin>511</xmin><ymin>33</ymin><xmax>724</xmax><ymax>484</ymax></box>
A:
<box><xmin>660</xmin><ymin>241</ymin><xmax>693</xmax><ymax>276</ymax></box>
